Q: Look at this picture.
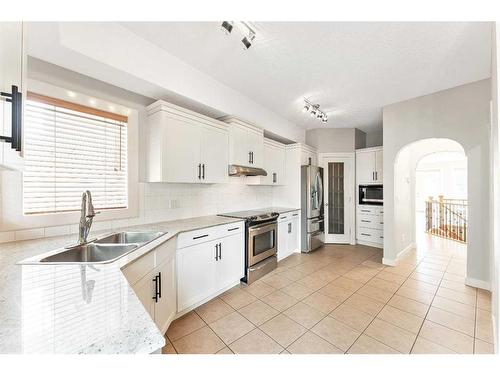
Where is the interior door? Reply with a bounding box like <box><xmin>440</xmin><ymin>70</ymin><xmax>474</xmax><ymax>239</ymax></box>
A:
<box><xmin>201</xmin><ymin>125</ymin><xmax>228</xmax><ymax>184</ymax></box>
<box><xmin>323</xmin><ymin>155</ymin><xmax>354</xmax><ymax>244</ymax></box>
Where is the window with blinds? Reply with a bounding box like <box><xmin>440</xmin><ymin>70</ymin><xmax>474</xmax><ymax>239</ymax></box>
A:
<box><xmin>23</xmin><ymin>92</ymin><xmax>128</xmax><ymax>215</ymax></box>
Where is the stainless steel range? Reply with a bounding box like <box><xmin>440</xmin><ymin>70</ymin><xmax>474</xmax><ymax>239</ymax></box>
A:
<box><xmin>218</xmin><ymin>209</ymin><xmax>279</xmax><ymax>284</ymax></box>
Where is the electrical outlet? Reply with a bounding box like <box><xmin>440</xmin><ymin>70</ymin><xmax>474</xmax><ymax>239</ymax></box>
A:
<box><xmin>169</xmin><ymin>199</ymin><xmax>179</xmax><ymax>209</ymax></box>
<box><xmin>402</xmin><ymin>233</ymin><xmax>406</xmax><ymax>242</ymax></box>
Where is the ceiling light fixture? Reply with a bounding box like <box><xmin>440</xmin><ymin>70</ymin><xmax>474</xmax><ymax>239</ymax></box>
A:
<box><xmin>220</xmin><ymin>21</ymin><xmax>257</xmax><ymax>51</ymax></box>
<box><xmin>302</xmin><ymin>99</ymin><xmax>328</xmax><ymax>124</ymax></box>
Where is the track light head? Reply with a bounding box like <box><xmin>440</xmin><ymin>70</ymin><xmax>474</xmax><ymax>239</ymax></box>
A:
<box><xmin>242</xmin><ymin>32</ymin><xmax>255</xmax><ymax>50</ymax></box>
<box><xmin>221</xmin><ymin>21</ymin><xmax>233</xmax><ymax>35</ymax></box>
<box><xmin>322</xmin><ymin>116</ymin><xmax>328</xmax><ymax>123</ymax></box>
<box><xmin>302</xmin><ymin>104</ymin><xmax>310</xmax><ymax>113</ymax></box>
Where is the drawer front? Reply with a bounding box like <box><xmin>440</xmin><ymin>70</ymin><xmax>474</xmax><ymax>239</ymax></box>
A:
<box><xmin>215</xmin><ymin>221</ymin><xmax>244</xmax><ymax>238</ymax></box>
<box><xmin>357</xmin><ymin>227</ymin><xmax>384</xmax><ymax>244</ymax></box>
<box><xmin>357</xmin><ymin>206</ymin><xmax>383</xmax><ymax>216</ymax></box>
<box><xmin>278</xmin><ymin>213</ymin><xmax>292</xmax><ymax>222</ymax></box>
<box><xmin>177</xmin><ymin>225</ymin><xmax>221</xmax><ymax>249</ymax></box>
<box><xmin>357</xmin><ymin>215</ymin><xmax>383</xmax><ymax>230</ymax></box>
<box><xmin>122</xmin><ymin>250</ymin><xmax>155</xmax><ymax>286</ymax></box>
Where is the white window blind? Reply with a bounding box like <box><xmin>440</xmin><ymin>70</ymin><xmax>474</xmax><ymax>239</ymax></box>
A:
<box><xmin>23</xmin><ymin>93</ymin><xmax>128</xmax><ymax>215</ymax></box>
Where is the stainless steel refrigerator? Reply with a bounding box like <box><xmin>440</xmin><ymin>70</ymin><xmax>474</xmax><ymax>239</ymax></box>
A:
<box><xmin>301</xmin><ymin>165</ymin><xmax>324</xmax><ymax>252</ymax></box>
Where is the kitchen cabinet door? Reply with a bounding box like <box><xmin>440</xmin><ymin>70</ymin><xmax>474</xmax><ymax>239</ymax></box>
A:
<box><xmin>229</xmin><ymin>124</ymin><xmax>249</xmax><ymax>166</ymax></box>
<box><xmin>176</xmin><ymin>240</ymin><xmax>217</xmax><ymax>312</ymax></box>
<box><xmin>153</xmin><ymin>255</ymin><xmax>177</xmax><ymax>334</ymax></box>
<box><xmin>201</xmin><ymin>125</ymin><xmax>228</xmax><ymax>184</ymax></box>
<box><xmin>247</xmin><ymin>128</ymin><xmax>263</xmax><ymax>168</ymax></box>
<box><xmin>163</xmin><ymin>116</ymin><xmax>201</xmax><ymax>183</ymax></box>
<box><xmin>275</xmin><ymin>146</ymin><xmax>286</xmax><ymax>185</ymax></box>
<box><xmin>215</xmin><ymin>233</ymin><xmax>244</xmax><ymax>291</ymax></box>
<box><xmin>131</xmin><ymin>272</ymin><xmax>155</xmax><ymax>320</ymax></box>
<box><xmin>277</xmin><ymin>219</ymin><xmax>290</xmax><ymax>261</ymax></box>
<box><xmin>374</xmin><ymin>149</ymin><xmax>383</xmax><ymax>183</ymax></box>
<box><xmin>0</xmin><ymin>22</ymin><xmax>25</xmax><ymax>170</ymax></box>
<box><xmin>287</xmin><ymin>214</ymin><xmax>299</xmax><ymax>255</ymax></box>
<box><xmin>356</xmin><ymin>151</ymin><xmax>375</xmax><ymax>184</ymax></box>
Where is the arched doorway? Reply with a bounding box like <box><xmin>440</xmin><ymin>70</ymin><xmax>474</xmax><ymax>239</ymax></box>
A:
<box><xmin>392</xmin><ymin>138</ymin><xmax>469</xmax><ymax>284</ymax></box>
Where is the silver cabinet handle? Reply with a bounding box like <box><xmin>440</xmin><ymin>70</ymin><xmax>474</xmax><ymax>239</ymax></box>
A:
<box><xmin>215</xmin><ymin>243</ymin><xmax>219</xmax><ymax>261</ymax></box>
<box><xmin>219</xmin><ymin>242</ymin><xmax>222</xmax><ymax>259</ymax></box>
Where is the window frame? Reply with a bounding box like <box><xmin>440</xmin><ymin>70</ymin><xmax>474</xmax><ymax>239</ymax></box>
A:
<box><xmin>0</xmin><ymin>79</ymin><xmax>138</xmax><ymax>232</ymax></box>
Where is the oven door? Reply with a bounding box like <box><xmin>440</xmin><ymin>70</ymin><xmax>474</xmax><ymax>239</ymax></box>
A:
<box><xmin>248</xmin><ymin>222</ymin><xmax>277</xmax><ymax>266</ymax></box>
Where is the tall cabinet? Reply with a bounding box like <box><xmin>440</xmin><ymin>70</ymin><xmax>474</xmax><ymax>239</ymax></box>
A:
<box><xmin>355</xmin><ymin>146</ymin><xmax>384</xmax><ymax>248</ymax></box>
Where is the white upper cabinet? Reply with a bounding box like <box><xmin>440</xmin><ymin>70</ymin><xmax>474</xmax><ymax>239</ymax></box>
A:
<box><xmin>262</xmin><ymin>138</ymin><xmax>286</xmax><ymax>185</ymax></box>
<box><xmin>146</xmin><ymin>100</ymin><xmax>228</xmax><ymax>184</ymax></box>
<box><xmin>300</xmin><ymin>145</ymin><xmax>318</xmax><ymax>166</ymax></box>
<box><xmin>0</xmin><ymin>22</ymin><xmax>25</xmax><ymax>171</ymax></box>
<box><xmin>220</xmin><ymin>116</ymin><xmax>264</xmax><ymax>168</ymax></box>
<box><xmin>356</xmin><ymin>147</ymin><xmax>383</xmax><ymax>184</ymax></box>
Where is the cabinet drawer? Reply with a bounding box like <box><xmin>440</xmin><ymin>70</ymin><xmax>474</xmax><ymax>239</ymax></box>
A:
<box><xmin>216</xmin><ymin>222</ymin><xmax>244</xmax><ymax>238</ymax></box>
<box><xmin>357</xmin><ymin>227</ymin><xmax>384</xmax><ymax>243</ymax></box>
<box><xmin>357</xmin><ymin>215</ymin><xmax>384</xmax><ymax>230</ymax></box>
<box><xmin>122</xmin><ymin>250</ymin><xmax>155</xmax><ymax>286</ymax></box>
<box><xmin>278</xmin><ymin>213</ymin><xmax>293</xmax><ymax>222</ymax></box>
<box><xmin>177</xmin><ymin>225</ymin><xmax>221</xmax><ymax>249</ymax></box>
<box><xmin>357</xmin><ymin>206</ymin><xmax>383</xmax><ymax>216</ymax></box>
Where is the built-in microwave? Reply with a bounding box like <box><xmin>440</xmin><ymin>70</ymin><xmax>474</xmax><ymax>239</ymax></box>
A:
<box><xmin>359</xmin><ymin>185</ymin><xmax>383</xmax><ymax>205</ymax></box>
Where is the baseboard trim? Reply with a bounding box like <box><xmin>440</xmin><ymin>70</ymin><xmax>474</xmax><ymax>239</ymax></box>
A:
<box><xmin>465</xmin><ymin>277</ymin><xmax>491</xmax><ymax>291</ymax></box>
<box><xmin>396</xmin><ymin>242</ymin><xmax>416</xmax><ymax>260</ymax></box>
<box><xmin>382</xmin><ymin>257</ymin><xmax>396</xmax><ymax>266</ymax></box>
<box><xmin>356</xmin><ymin>239</ymin><xmax>383</xmax><ymax>249</ymax></box>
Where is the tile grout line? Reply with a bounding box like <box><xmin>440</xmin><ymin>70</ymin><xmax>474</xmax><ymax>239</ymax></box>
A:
<box><xmin>407</xmin><ymin>255</ymin><xmax>447</xmax><ymax>353</ymax></box>
<box><xmin>345</xmin><ymin>256</ymin><xmax>425</xmax><ymax>354</ymax></box>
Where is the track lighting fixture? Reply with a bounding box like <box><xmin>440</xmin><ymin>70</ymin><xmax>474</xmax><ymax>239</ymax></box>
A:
<box><xmin>221</xmin><ymin>21</ymin><xmax>233</xmax><ymax>35</ymax></box>
<box><xmin>220</xmin><ymin>21</ymin><xmax>256</xmax><ymax>51</ymax></box>
<box><xmin>302</xmin><ymin>99</ymin><xmax>328</xmax><ymax>124</ymax></box>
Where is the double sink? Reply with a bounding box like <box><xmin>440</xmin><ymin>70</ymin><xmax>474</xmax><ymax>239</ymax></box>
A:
<box><xmin>36</xmin><ymin>231</ymin><xmax>166</xmax><ymax>264</ymax></box>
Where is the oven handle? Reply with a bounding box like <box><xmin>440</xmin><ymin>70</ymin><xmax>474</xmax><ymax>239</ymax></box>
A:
<box><xmin>248</xmin><ymin>222</ymin><xmax>277</xmax><ymax>234</ymax></box>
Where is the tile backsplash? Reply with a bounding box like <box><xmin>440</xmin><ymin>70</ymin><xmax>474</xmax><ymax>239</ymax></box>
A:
<box><xmin>0</xmin><ymin>180</ymin><xmax>274</xmax><ymax>243</ymax></box>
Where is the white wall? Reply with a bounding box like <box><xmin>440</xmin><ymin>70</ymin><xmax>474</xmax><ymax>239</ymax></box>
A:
<box><xmin>490</xmin><ymin>23</ymin><xmax>499</xmax><ymax>353</ymax></box>
<box><xmin>383</xmin><ymin>79</ymin><xmax>492</xmax><ymax>288</ymax></box>
<box><xmin>306</xmin><ymin>128</ymin><xmax>365</xmax><ymax>152</ymax></box>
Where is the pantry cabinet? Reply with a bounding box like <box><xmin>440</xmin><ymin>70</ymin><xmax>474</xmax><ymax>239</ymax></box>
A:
<box><xmin>176</xmin><ymin>222</ymin><xmax>244</xmax><ymax>313</ymax></box>
<box><xmin>277</xmin><ymin>210</ymin><xmax>300</xmax><ymax>260</ymax></box>
<box><xmin>356</xmin><ymin>147</ymin><xmax>383</xmax><ymax>184</ymax></box>
<box><xmin>122</xmin><ymin>236</ymin><xmax>177</xmax><ymax>334</ymax></box>
<box><xmin>220</xmin><ymin>116</ymin><xmax>264</xmax><ymax>169</ymax></box>
<box><xmin>0</xmin><ymin>22</ymin><xmax>25</xmax><ymax>170</ymax></box>
<box><xmin>146</xmin><ymin>100</ymin><xmax>228</xmax><ymax>184</ymax></box>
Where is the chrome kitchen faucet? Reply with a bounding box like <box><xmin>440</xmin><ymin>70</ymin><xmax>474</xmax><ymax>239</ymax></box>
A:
<box><xmin>78</xmin><ymin>190</ymin><xmax>99</xmax><ymax>245</ymax></box>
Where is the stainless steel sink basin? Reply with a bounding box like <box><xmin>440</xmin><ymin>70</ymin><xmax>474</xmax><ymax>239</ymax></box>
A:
<box><xmin>95</xmin><ymin>231</ymin><xmax>165</xmax><ymax>245</ymax></box>
<box><xmin>39</xmin><ymin>243</ymin><xmax>138</xmax><ymax>264</ymax></box>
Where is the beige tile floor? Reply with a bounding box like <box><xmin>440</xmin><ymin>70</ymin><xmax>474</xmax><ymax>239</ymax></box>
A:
<box><xmin>163</xmin><ymin>235</ymin><xmax>494</xmax><ymax>354</ymax></box>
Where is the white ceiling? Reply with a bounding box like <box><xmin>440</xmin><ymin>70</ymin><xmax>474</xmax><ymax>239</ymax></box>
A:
<box><xmin>120</xmin><ymin>22</ymin><xmax>492</xmax><ymax>134</ymax></box>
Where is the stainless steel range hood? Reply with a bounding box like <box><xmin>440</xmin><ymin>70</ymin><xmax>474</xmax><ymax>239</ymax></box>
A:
<box><xmin>228</xmin><ymin>165</ymin><xmax>268</xmax><ymax>177</ymax></box>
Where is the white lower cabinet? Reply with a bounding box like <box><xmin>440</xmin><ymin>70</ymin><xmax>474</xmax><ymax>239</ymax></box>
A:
<box><xmin>177</xmin><ymin>240</ymin><xmax>217</xmax><ymax>312</ymax></box>
<box><xmin>176</xmin><ymin>222</ymin><xmax>244</xmax><ymax>313</ymax></box>
<box><xmin>122</xmin><ymin>237</ymin><xmax>177</xmax><ymax>334</ymax></box>
<box><xmin>356</xmin><ymin>206</ymin><xmax>384</xmax><ymax>248</ymax></box>
<box><xmin>277</xmin><ymin>210</ymin><xmax>300</xmax><ymax>261</ymax></box>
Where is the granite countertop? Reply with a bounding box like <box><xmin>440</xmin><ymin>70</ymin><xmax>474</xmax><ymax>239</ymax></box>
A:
<box><xmin>262</xmin><ymin>207</ymin><xmax>300</xmax><ymax>214</ymax></box>
<box><xmin>0</xmin><ymin>215</ymin><xmax>243</xmax><ymax>354</ymax></box>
